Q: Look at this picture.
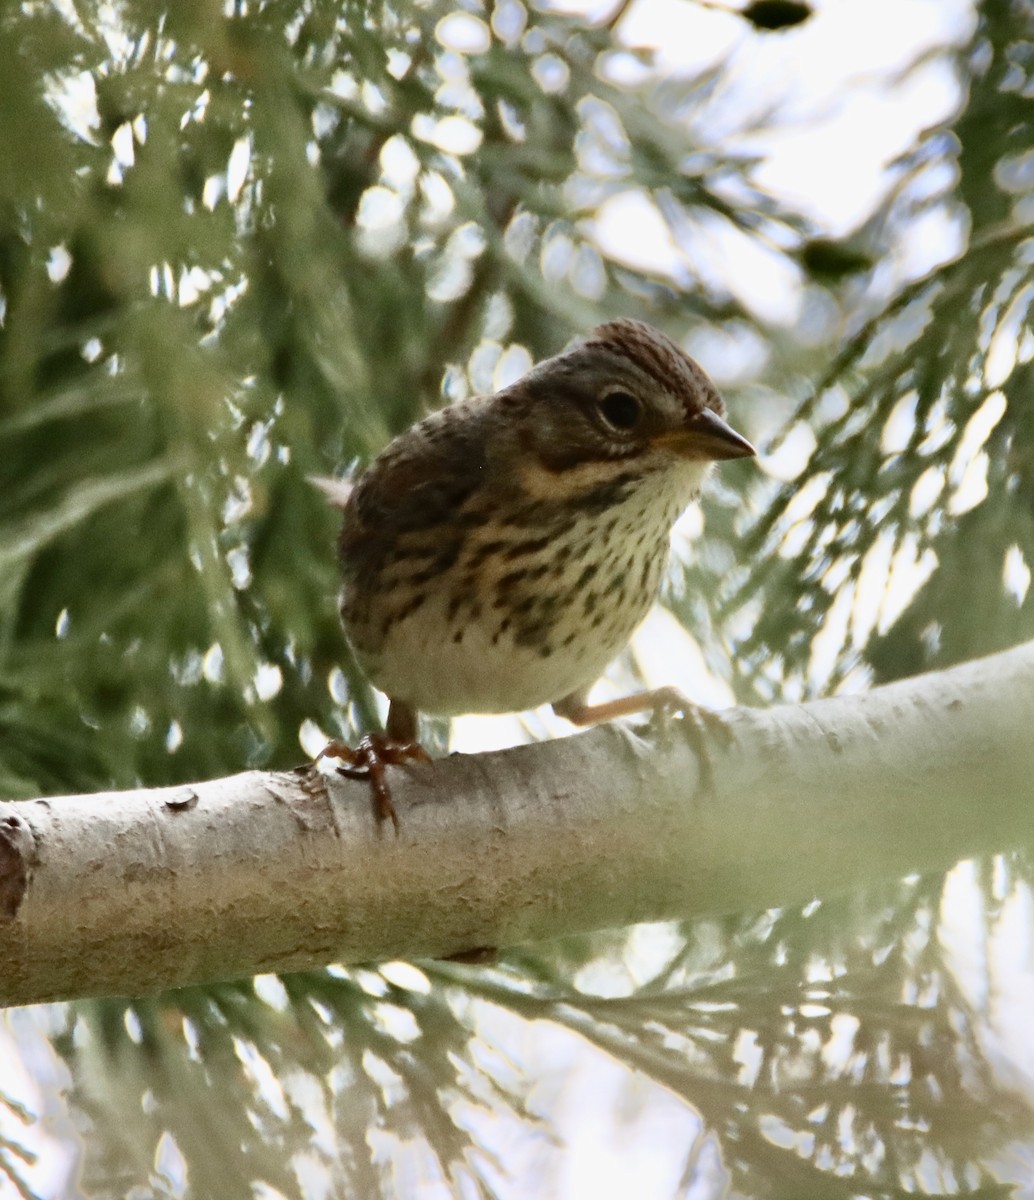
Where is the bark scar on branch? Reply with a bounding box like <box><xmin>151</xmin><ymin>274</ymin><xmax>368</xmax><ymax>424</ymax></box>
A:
<box><xmin>0</xmin><ymin>805</ymin><xmax>38</xmax><ymax>920</ymax></box>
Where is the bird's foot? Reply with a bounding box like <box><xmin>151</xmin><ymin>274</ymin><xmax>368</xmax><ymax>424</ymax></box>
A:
<box><xmin>555</xmin><ymin>686</ymin><xmax>730</xmax><ymax>791</ymax></box>
<box><xmin>643</xmin><ymin>687</ymin><xmax>732</xmax><ymax>790</ymax></box>
<box><xmin>317</xmin><ymin>735</ymin><xmax>432</xmax><ymax>833</ymax></box>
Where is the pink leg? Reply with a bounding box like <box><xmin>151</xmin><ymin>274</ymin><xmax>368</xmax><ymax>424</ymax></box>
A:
<box><xmin>553</xmin><ymin>687</ymin><xmax>730</xmax><ymax>787</ymax></box>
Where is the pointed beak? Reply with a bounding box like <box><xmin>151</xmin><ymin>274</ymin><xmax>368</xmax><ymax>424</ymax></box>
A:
<box><xmin>653</xmin><ymin>408</ymin><xmax>757</xmax><ymax>462</ymax></box>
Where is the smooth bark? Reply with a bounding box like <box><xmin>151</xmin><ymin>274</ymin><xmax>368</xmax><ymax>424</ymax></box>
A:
<box><xmin>1</xmin><ymin>640</ymin><xmax>1032</xmax><ymax>1006</ymax></box>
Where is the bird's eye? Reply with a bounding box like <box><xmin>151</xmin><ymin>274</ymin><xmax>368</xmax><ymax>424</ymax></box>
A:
<box><xmin>597</xmin><ymin>390</ymin><xmax>642</xmax><ymax>432</ymax></box>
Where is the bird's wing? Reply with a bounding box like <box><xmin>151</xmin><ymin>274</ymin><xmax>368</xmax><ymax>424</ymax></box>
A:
<box><xmin>340</xmin><ymin>401</ymin><xmax>492</xmax><ymax>554</ymax></box>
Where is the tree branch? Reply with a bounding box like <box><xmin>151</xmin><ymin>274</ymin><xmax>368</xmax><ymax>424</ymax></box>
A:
<box><xmin>2</xmin><ymin>640</ymin><xmax>1032</xmax><ymax>1006</ymax></box>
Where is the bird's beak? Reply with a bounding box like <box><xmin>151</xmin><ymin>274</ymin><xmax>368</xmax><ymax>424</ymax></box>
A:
<box><xmin>654</xmin><ymin>409</ymin><xmax>757</xmax><ymax>462</ymax></box>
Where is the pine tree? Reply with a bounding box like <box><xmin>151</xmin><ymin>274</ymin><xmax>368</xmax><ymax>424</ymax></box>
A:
<box><xmin>2</xmin><ymin>1</ymin><xmax>1033</xmax><ymax>1196</ymax></box>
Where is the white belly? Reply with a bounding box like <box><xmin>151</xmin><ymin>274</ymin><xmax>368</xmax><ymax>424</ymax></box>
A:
<box><xmin>356</xmin><ymin>589</ymin><xmax>634</xmax><ymax>715</ymax></box>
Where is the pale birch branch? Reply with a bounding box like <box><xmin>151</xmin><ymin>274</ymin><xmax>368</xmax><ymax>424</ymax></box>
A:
<box><xmin>1</xmin><ymin>640</ymin><xmax>1032</xmax><ymax>1006</ymax></box>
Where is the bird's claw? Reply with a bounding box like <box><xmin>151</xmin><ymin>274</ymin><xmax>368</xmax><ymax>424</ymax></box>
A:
<box><xmin>318</xmin><ymin>735</ymin><xmax>431</xmax><ymax>833</ymax></box>
<box><xmin>646</xmin><ymin>687</ymin><xmax>732</xmax><ymax>791</ymax></box>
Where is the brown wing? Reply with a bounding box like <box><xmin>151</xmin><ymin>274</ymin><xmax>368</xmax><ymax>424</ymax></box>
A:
<box><xmin>338</xmin><ymin>398</ymin><xmax>492</xmax><ymax>576</ymax></box>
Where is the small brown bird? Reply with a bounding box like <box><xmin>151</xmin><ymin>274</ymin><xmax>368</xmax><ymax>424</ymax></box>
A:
<box><xmin>320</xmin><ymin>319</ymin><xmax>756</xmax><ymax>827</ymax></box>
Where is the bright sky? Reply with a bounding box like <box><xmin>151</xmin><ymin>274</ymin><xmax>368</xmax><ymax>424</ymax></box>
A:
<box><xmin>591</xmin><ymin>0</ymin><xmax>974</xmax><ymax>323</ymax></box>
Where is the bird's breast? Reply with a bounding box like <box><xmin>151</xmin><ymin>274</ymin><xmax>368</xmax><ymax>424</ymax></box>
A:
<box><xmin>340</xmin><ymin>467</ymin><xmax>690</xmax><ymax>716</ymax></box>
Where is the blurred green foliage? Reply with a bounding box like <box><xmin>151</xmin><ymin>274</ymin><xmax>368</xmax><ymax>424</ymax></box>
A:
<box><xmin>2</xmin><ymin>0</ymin><xmax>1034</xmax><ymax>1196</ymax></box>
<box><xmin>0</xmin><ymin>0</ymin><xmax>791</xmax><ymax>800</ymax></box>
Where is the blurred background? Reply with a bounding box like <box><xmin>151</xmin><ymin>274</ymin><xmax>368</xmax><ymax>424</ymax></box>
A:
<box><xmin>2</xmin><ymin>0</ymin><xmax>1034</xmax><ymax>1195</ymax></box>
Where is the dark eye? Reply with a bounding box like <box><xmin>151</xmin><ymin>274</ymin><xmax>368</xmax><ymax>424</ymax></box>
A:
<box><xmin>597</xmin><ymin>390</ymin><xmax>642</xmax><ymax>432</ymax></box>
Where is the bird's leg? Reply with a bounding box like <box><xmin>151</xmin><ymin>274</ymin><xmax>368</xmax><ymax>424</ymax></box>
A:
<box><xmin>553</xmin><ymin>686</ymin><xmax>730</xmax><ymax>735</ymax></box>
<box><xmin>385</xmin><ymin>698</ymin><xmax>419</xmax><ymax>743</ymax></box>
<box><xmin>553</xmin><ymin>686</ymin><xmax>731</xmax><ymax>789</ymax></box>
<box><xmin>318</xmin><ymin>700</ymin><xmax>431</xmax><ymax>833</ymax></box>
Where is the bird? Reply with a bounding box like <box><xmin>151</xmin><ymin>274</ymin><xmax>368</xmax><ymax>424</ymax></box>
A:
<box><xmin>318</xmin><ymin>318</ymin><xmax>756</xmax><ymax>829</ymax></box>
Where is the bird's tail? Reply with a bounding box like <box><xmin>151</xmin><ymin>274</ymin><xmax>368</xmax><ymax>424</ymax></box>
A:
<box><xmin>308</xmin><ymin>475</ymin><xmax>353</xmax><ymax>508</ymax></box>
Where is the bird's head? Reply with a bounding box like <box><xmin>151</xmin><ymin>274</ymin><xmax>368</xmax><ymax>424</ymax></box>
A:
<box><xmin>499</xmin><ymin>318</ymin><xmax>756</xmax><ymax>504</ymax></box>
